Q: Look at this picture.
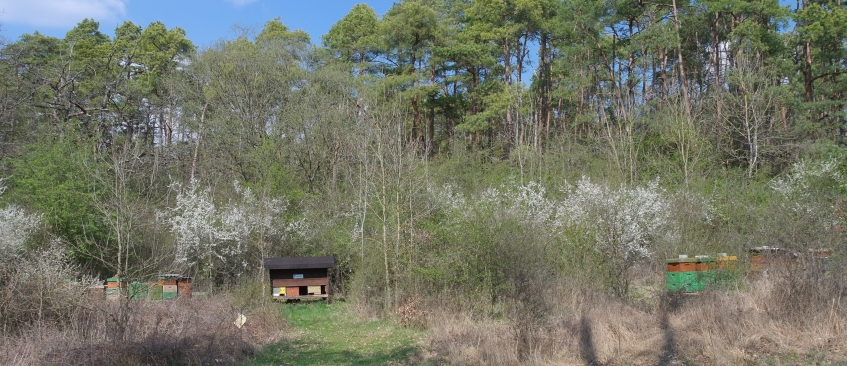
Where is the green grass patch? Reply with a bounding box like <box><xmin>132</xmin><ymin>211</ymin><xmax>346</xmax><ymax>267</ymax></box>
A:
<box><xmin>244</xmin><ymin>301</ymin><xmax>432</xmax><ymax>366</ymax></box>
<box><xmin>754</xmin><ymin>350</ymin><xmax>847</xmax><ymax>366</ymax></box>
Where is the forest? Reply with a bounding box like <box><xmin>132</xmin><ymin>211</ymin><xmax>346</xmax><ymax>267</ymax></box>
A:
<box><xmin>1</xmin><ymin>0</ymin><xmax>847</xmax><ymax>364</ymax></box>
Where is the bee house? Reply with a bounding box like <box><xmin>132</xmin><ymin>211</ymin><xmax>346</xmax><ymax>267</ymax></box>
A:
<box><xmin>264</xmin><ymin>256</ymin><xmax>334</xmax><ymax>300</ymax></box>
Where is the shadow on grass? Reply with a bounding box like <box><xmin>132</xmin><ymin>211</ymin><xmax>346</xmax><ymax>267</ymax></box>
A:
<box><xmin>579</xmin><ymin>293</ymin><xmax>683</xmax><ymax>366</ymax></box>
<box><xmin>579</xmin><ymin>314</ymin><xmax>603</xmax><ymax>366</ymax></box>
<box><xmin>657</xmin><ymin>292</ymin><xmax>682</xmax><ymax>366</ymax></box>
<box><xmin>657</xmin><ymin>308</ymin><xmax>676</xmax><ymax>366</ymax></box>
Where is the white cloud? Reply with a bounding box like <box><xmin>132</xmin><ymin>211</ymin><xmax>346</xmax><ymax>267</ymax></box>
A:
<box><xmin>225</xmin><ymin>0</ymin><xmax>258</xmax><ymax>7</ymax></box>
<box><xmin>0</xmin><ymin>0</ymin><xmax>127</xmax><ymax>28</ymax></box>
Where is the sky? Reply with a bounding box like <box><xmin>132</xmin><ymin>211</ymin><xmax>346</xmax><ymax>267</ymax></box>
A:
<box><xmin>0</xmin><ymin>0</ymin><xmax>398</xmax><ymax>48</ymax></box>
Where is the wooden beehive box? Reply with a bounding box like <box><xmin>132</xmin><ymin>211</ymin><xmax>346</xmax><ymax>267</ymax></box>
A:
<box><xmin>177</xmin><ymin>277</ymin><xmax>192</xmax><ymax>298</ymax></box>
<box><xmin>749</xmin><ymin>246</ymin><xmax>793</xmax><ymax>273</ymax></box>
<box><xmin>106</xmin><ymin>277</ymin><xmax>126</xmax><ymax>289</ymax></box>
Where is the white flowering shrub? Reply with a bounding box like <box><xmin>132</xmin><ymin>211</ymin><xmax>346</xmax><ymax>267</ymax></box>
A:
<box><xmin>428</xmin><ymin>182</ymin><xmax>466</xmax><ymax>216</ymax></box>
<box><xmin>0</xmin><ymin>180</ymin><xmax>101</xmax><ymax>332</ymax></box>
<box><xmin>0</xmin><ymin>183</ymin><xmax>41</xmax><ymax>255</ymax></box>
<box><xmin>164</xmin><ymin>179</ymin><xmax>288</xmax><ymax>282</ymax></box>
<box><xmin>427</xmin><ymin>177</ymin><xmax>678</xmax><ymax>297</ymax></box>
<box><xmin>561</xmin><ymin>178</ymin><xmax>673</xmax><ymax>296</ymax></box>
<box><xmin>770</xmin><ymin>158</ymin><xmax>845</xmax><ymax>216</ymax></box>
<box><xmin>165</xmin><ymin>179</ymin><xmax>218</xmax><ymax>266</ymax></box>
<box><xmin>431</xmin><ymin>181</ymin><xmax>560</xmax><ymax>230</ymax></box>
<box><xmin>770</xmin><ymin>159</ymin><xmax>843</xmax><ymax>198</ymax></box>
<box><xmin>561</xmin><ymin>177</ymin><xmax>671</xmax><ymax>261</ymax></box>
<box><xmin>432</xmin><ymin>178</ymin><xmax>672</xmax><ymax>261</ymax></box>
<box><xmin>0</xmin><ymin>204</ymin><xmax>41</xmax><ymax>254</ymax></box>
<box><xmin>763</xmin><ymin>158</ymin><xmax>847</xmax><ymax>250</ymax></box>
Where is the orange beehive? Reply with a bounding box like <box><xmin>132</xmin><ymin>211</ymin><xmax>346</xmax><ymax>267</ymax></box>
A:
<box><xmin>667</xmin><ymin>257</ymin><xmax>696</xmax><ymax>272</ymax></box>
<box><xmin>106</xmin><ymin>277</ymin><xmax>125</xmax><ymax>288</ymax></box>
<box><xmin>695</xmin><ymin>257</ymin><xmax>717</xmax><ymax>271</ymax></box>
<box><xmin>750</xmin><ymin>255</ymin><xmax>764</xmax><ymax>271</ymax></box>
<box><xmin>177</xmin><ymin>278</ymin><xmax>192</xmax><ymax>297</ymax></box>
<box><xmin>285</xmin><ymin>286</ymin><xmax>300</xmax><ymax>296</ymax></box>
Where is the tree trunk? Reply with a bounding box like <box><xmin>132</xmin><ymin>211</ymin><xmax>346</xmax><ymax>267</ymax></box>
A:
<box><xmin>504</xmin><ymin>38</ymin><xmax>514</xmax><ymax>154</ymax></box>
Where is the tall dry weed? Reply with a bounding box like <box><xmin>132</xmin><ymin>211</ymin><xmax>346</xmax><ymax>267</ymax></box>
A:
<box><xmin>426</xmin><ymin>264</ymin><xmax>847</xmax><ymax>365</ymax></box>
<box><xmin>0</xmin><ymin>295</ymin><xmax>286</xmax><ymax>366</ymax></box>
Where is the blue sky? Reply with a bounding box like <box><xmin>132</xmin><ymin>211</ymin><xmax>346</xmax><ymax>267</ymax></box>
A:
<box><xmin>0</xmin><ymin>0</ymin><xmax>397</xmax><ymax>48</ymax></box>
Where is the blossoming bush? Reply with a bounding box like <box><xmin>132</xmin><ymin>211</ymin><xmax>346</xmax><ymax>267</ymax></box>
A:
<box><xmin>561</xmin><ymin>178</ymin><xmax>672</xmax><ymax>296</ymax></box>
<box><xmin>763</xmin><ymin>158</ymin><xmax>847</xmax><ymax>251</ymax></box>
<box><xmin>0</xmin><ymin>181</ymin><xmax>97</xmax><ymax>334</ymax></box>
<box><xmin>0</xmin><ymin>184</ymin><xmax>41</xmax><ymax>255</ymax></box>
<box><xmin>427</xmin><ymin>177</ymin><xmax>679</xmax><ymax>298</ymax></box>
<box><xmin>164</xmin><ymin>179</ymin><xmax>288</xmax><ymax>285</ymax></box>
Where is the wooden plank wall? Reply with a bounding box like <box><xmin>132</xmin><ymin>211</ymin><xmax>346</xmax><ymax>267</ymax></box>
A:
<box><xmin>269</xmin><ymin>268</ymin><xmax>328</xmax><ymax>288</ymax></box>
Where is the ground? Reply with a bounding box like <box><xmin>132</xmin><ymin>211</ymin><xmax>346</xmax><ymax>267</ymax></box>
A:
<box><xmin>244</xmin><ymin>301</ymin><xmax>436</xmax><ymax>366</ymax></box>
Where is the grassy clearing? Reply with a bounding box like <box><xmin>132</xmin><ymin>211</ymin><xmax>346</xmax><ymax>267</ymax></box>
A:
<box><xmin>245</xmin><ymin>301</ymin><xmax>432</xmax><ymax>366</ymax></box>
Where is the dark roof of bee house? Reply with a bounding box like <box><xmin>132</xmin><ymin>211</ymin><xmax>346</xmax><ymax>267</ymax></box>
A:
<box><xmin>263</xmin><ymin>256</ymin><xmax>335</xmax><ymax>270</ymax></box>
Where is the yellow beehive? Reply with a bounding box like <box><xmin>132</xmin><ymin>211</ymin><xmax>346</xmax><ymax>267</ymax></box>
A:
<box><xmin>717</xmin><ymin>255</ymin><xmax>738</xmax><ymax>270</ymax></box>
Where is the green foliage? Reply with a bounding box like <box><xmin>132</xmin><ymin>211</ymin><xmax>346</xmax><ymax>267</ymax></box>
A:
<box><xmin>8</xmin><ymin>141</ymin><xmax>106</xmax><ymax>257</ymax></box>
<box><xmin>136</xmin><ymin>21</ymin><xmax>194</xmax><ymax>96</ymax></box>
<box><xmin>256</xmin><ymin>17</ymin><xmax>311</xmax><ymax>46</ymax></box>
<box><xmin>231</xmin><ymin>278</ymin><xmax>268</xmax><ymax>311</ymax></box>
<box><xmin>323</xmin><ymin>4</ymin><xmax>380</xmax><ymax>72</ymax></box>
<box><xmin>64</xmin><ymin>18</ymin><xmax>110</xmax><ymax>62</ymax></box>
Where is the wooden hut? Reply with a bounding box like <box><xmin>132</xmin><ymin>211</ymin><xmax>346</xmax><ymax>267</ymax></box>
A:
<box><xmin>264</xmin><ymin>256</ymin><xmax>334</xmax><ymax>299</ymax></box>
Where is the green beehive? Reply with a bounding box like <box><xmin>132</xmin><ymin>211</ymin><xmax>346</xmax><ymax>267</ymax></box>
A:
<box><xmin>667</xmin><ymin>256</ymin><xmax>698</xmax><ymax>292</ymax></box>
<box><xmin>149</xmin><ymin>284</ymin><xmax>163</xmax><ymax>300</ymax></box>
<box><xmin>682</xmin><ymin>272</ymin><xmax>699</xmax><ymax>292</ymax></box>
<box><xmin>162</xmin><ymin>291</ymin><xmax>178</xmax><ymax>300</ymax></box>
<box><xmin>688</xmin><ymin>271</ymin><xmax>711</xmax><ymax>292</ymax></box>
<box><xmin>666</xmin><ymin>272</ymin><xmax>684</xmax><ymax>292</ymax></box>
<box><xmin>703</xmin><ymin>270</ymin><xmax>718</xmax><ymax>287</ymax></box>
<box><xmin>693</xmin><ymin>257</ymin><xmax>717</xmax><ymax>291</ymax></box>
<box><xmin>128</xmin><ymin>282</ymin><xmax>148</xmax><ymax>300</ymax></box>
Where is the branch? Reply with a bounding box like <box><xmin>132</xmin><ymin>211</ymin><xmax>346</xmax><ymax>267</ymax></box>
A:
<box><xmin>812</xmin><ymin>70</ymin><xmax>846</xmax><ymax>83</ymax></box>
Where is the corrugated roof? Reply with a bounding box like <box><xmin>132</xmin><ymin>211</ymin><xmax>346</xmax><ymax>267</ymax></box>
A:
<box><xmin>263</xmin><ymin>256</ymin><xmax>335</xmax><ymax>269</ymax></box>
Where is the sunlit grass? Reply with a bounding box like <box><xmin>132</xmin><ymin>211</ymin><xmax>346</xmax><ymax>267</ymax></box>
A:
<box><xmin>244</xmin><ymin>301</ymin><xmax>434</xmax><ymax>366</ymax></box>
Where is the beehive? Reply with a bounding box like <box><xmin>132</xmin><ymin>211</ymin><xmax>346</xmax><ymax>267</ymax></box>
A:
<box><xmin>149</xmin><ymin>284</ymin><xmax>163</xmax><ymax>301</ymax></box>
<box><xmin>128</xmin><ymin>282</ymin><xmax>148</xmax><ymax>301</ymax></box>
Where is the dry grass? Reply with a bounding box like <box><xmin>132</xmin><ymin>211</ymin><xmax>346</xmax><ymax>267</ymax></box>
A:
<box><xmin>0</xmin><ymin>295</ymin><xmax>286</xmax><ymax>366</ymax></box>
<box><xmin>426</xmin><ymin>264</ymin><xmax>847</xmax><ymax>365</ymax></box>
